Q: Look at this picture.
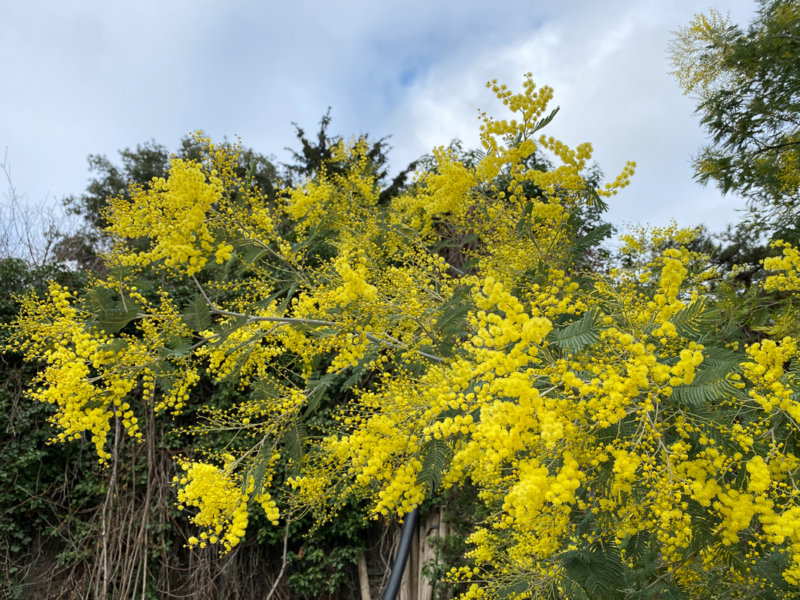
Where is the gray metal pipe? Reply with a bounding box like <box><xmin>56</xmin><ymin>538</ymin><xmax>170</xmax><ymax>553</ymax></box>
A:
<box><xmin>380</xmin><ymin>507</ymin><xmax>420</xmax><ymax>600</ymax></box>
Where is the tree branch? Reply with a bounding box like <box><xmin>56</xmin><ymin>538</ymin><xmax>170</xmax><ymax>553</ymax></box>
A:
<box><xmin>264</xmin><ymin>516</ymin><xmax>292</xmax><ymax>600</ymax></box>
<box><xmin>190</xmin><ymin>276</ymin><xmax>446</xmax><ymax>364</ymax></box>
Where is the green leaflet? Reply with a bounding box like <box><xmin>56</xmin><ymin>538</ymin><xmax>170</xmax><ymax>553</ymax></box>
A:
<box><xmin>515</xmin><ymin>200</ymin><xmax>535</xmax><ymax>236</ymax></box>
<box><xmin>670</xmin><ymin>374</ymin><xmax>742</xmax><ymax>407</ymax></box>
<box><xmin>431</xmin><ymin>231</ymin><xmax>479</xmax><ymax>252</ymax></box>
<box><xmin>182</xmin><ymin>296</ymin><xmax>212</xmax><ymax>331</ymax></box>
<box><xmin>433</xmin><ymin>284</ymin><xmax>474</xmax><ymax>357</ymax></box>
<box><xmin>281</xmin><ymin>420</ymin><xmax>307</xmax><ymax>468</ymax></box>
<box><xmin>556</xmin><ymin>308</ymin><xmax>601</xmax><ymax>353</ymax></box>
<box><xmin>340</xmin><ymin>348</ymin><xmax>380</xmax><ymax>390</ymax></box>
<box><xmin>532</xmin><ymin>106</ymin><xmax>561</xmax><ymax>134</ymax></box>
<box><xmin>668</xmin><ymin>297</ymin><xmax>718</xmax><ymax>340</ymax></box>
<box><xmin>569</xmin><ymin>223</ymin><xmax>613</xmax><ymax>259</ymax></box>
<box><xmin>158</xmin><ymin>335</ymin><xmax>193</xmax><ymax>359</ymax></box>
<box><xmin>416</xmin><ymin>438</ymin><xmax>452</xmax><ymax>491</ymax></box>
<box><xmin>701</xmin><ymin>345</ymin><xmax>744</xmax><ymax>371</ymax></box>
<box><xmin>671</xmin><ymin>345</ymin><xmax>745</xmax><ymax>407</ymax></box>
<box><xmin>498</xmin><ymin>580</ymin><xmax>531</xmax><ymax>599</ymax></box>
<box><xmin>252</xmin><ymin>375</ymin><xmax>282</xmax><ymax>401</ymax></box>
<box><xmin>241</xmin><ymin>441</ymin><xmax>275</xmax><ymax>497</ymax></box>
<box><xmin>584</xmin><ymin>185</ymin><xmax>609</xmax><ymax>211</ymax></box>
<box><xmin>557</xmin><ymin>539</ymin><xmax>626</xmax><ymax>600</ymax></box>
<box><xmin>303</xmin><ymin>371</ymin><xmax>339</xmax><ymax>418</ymax></box>
<box><xmin>85</xmin><ymin>285</ymin><xmax>142</xmax><ymax>334</ymax></box>
<box><xmin>98</xmin><ymin>337</ymin><xmax>127</xmax><ymax>356</ymax></box>
<box><xmin>620</xmin><ymin>531</ymin><xmax>650</xmax><ymax>563</ymax></box>
<box><xmin>248</xmin><ymin>444</ymin><xmax>272</xmax><ymax>496</ymax></box>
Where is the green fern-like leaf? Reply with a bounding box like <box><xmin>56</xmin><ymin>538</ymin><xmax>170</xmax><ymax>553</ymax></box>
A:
<box><xmin>252</xmin><ymin>375</ymin><xmax>282</xmax><ymax>401</ymax></box>
<box><xmin>620</xmin><ymin>531</ymin><xmax>650</xmax><ymax>563</ymax></box>
<box><xmin>340</xmin><ymin>347</ymin><xmax>380</xmax><ymax>389</ymax></box>
<box><xmin>532</xmin><ymin>106</ymin><xmax>560</xmax><ymax>134</ymax></box>
<box><xmin>558</xmin><ymin>540</ymin><xmax>625</xmax><ymax>600</ymax></box>
<box><xmin>671</xmin><ymin>376</ymin><xmax>741</xmax><ymax>407</ymax></box>
<box><xmin>702</xmin><ymin>345</ymin><xmax>744</xmax><ymax>371</ymax></box>
<box><xmin>182</xmin><ymin>295</ymin><xmax>212</xmax><ymax>331</ymax></box>
<box><xmin>570</xmin><ymin>223</ymin><xmax>613</xmax><ymax>259</ymax></box>
<box><xmin>85</xmin><ymin>286</ymin><xmax>142</xmax><ymax>334</ymax></box>
<box><xmin>159</xmin><ymin>335</ymin><xmax>193</xmax><ymax>359</ymax></box>
<box><xmin>416</xmin><ymin>438</ymin><xmax>453</xmax><ymax>491</ymax></box>
<box><xmin>671</xmin><ymin>347</ymin><xmax>746</xmax><ymax>407</ymax></box>
<box><xmin>556</xmin><ymin>308</ymin><xmax>601</xmax><ymax>353</ymax></box>
<box><xmin>303</xmin><ymin>371</ymin><xmax>338</xmax><ymax>417</ymax></box>
<box><xmin>497</xmin><ymin>580</ymin><xmax>531</xmax><ymax>599</ymax></box>
<box><xmin>515</xmin><ymin>200</ymin><xmax>535</xmax><ymax>237</ymax></box>
<box><xmin>244</xmin><ymin>442</ymin><xmax>275</xmax><ymax>497</ymax></box>
<box><xmin>434</xmin><ymin>285</ymin><xmax>474</xmax><ymax>356</ymax></box>
<box><xmin>585</xmin><ymin>186</ymin><xmax>609</xmax><ymax>211</ymax></box>
<box><xmin>281</xmin><ymin>420</ymin><xmax>308</xmax><ymax>466</ymax></box>
<box><xmin>668</xmin><ymin>298</ymin><xmax>717</xmax><ymax>340</ymax></box>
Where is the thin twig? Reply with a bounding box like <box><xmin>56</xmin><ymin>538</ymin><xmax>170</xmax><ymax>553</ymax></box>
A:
<box><xmin>190</xmin><ymin>275</ymin><xmax>446</xmax><ymax>364</ymax></box>
<box><xmin>264</xmin><ymin>516</ymin><xmax>292</xmax><ymax>600</ymax></box>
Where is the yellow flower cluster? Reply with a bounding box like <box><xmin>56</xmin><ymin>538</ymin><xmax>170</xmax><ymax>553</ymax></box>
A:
<box><xmin>9</xmin><ymin>282</ymin><xmax>143</xmax><ymax>463</ymax></box>
<box><xmin>407</xmin><ymin>147</ymin><xmax>478</xmax><ymax>230</ymax></box>
<box><xmin>197</xmin><ymin>318</ymin><xmax>286</xmax><ymax>386</ymax></box>
<box><xmin>332</xmin><ymin>252</ymin><xmax>378</xmax><ymax>305</ymax></box>
<box><xmin>175</xmin><ymin>456</ymin><xmax>280</xmax><ymax>552</ymax></box>
<box><xmin>106</xmin><ymin>156</ymin><xmax>229</xmax><ymax>275</ymax></box>
<box><xmin>742</xmin><ymin>337</ymin><xmax>799</xmax><ymax>418</ymax></box>
<box><xmin>652</xmin><ymin>249</ymin><xmax>689</xmax><ymax>320</ymax></box>
<box><xmin>176</xmin><ymin>459</ymin><xmax>251</xmax><ymax>551</ymax></box>
<box><xmin>285</xmin><ymin>139</ymin><xmax>380</xmax><ymax>236</ymax></box>
<box><xmin>764</xmin><ymin>240</ymin><xmax>800</xmax><ymax>292</ymax></box>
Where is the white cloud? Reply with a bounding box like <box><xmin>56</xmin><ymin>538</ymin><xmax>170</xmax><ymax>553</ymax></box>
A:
<box><xmin>383</xmin><ymin>0</ymin><xmax>756</xmax><ymax>232</ymax></box>
<box><xmin>0</xmin><ymin>0</ymin><xmax>757</xmax><ymax>236</ymax></box>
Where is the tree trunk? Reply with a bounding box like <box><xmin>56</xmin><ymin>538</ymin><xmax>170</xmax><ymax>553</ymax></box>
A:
<box><xmin>358</xmin><ymin>551</ymin><xmax>372</xmax><ymax>600</ymax></box>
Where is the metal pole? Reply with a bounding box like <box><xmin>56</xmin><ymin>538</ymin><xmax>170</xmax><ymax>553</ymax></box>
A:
<box><xmin>380</xmin><ymin>508</ymin><xmax>420</xmax><ymax>600</ymax></box>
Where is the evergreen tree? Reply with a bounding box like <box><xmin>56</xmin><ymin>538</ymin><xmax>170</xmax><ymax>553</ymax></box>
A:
<box><xmin>670</xmin><ymin>0</ymin><xmax>800</xmax><ymax>237</ymax></box>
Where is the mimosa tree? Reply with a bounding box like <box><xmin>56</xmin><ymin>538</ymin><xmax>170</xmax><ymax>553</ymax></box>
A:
<box><xmin>9</xmin><ymin>75</ymin><xmax>800</xmax><ymax>599</ymax></box>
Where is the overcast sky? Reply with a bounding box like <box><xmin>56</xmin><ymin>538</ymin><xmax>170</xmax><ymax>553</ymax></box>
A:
<box><xmin>1</xmin><ymin>1</ymin><xmax>757</xmax><ymax>237</ymax></box>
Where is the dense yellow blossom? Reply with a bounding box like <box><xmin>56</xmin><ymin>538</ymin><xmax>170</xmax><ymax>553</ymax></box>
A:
<box><xmin>765</xmin><ymin>240</ymin><xmax>800</xmax><ymax>292</ymax></box>
<box><xmin>9</xmin><ymin>75</ymin><xmax>800</xmax><ymax>597</ymax></box>
<box><xmin>175</xmin><ymin>456</ymin><xmax>279</xmax><ymax>552</ymax></box>
<box><xmin>107</xmin><ymin>155</ymin><xmax>227</xmax><ymax>276</ymax></box>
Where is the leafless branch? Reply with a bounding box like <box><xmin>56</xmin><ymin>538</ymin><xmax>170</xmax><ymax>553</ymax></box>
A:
<box><xmin>0</xmin><ymin>148</ymin><xmax>77</xmax><ymax>266</ymax></box>
<box><xmin>264</xmin><ymin>515</ymin><xmax>292</xmax><ymax>600</ymax></box>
